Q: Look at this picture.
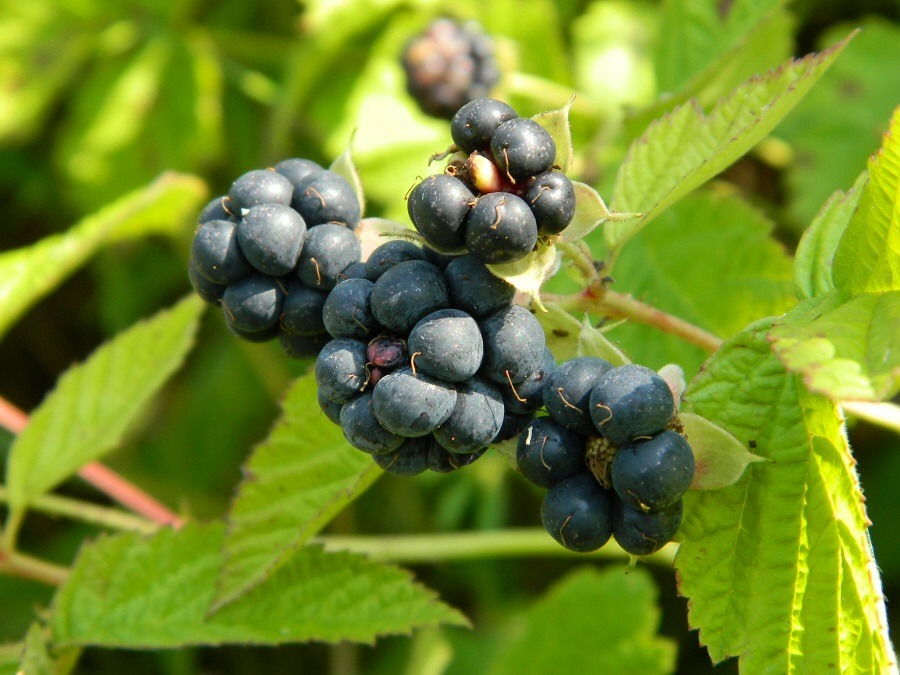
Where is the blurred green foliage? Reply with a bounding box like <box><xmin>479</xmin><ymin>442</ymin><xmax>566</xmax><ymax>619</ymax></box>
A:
<box><xmin>1</xmin><ymin>0</ymin><xmax>898</xmax><ymax>673</ymax></box>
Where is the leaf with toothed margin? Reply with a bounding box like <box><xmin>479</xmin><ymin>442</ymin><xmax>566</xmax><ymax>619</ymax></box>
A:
<box><xmin>794</xmin><ymin>172</ymin><xmax>866</xmax><ymax>300</ymax></box>
<box><xmin>531</xmin><ymin>97</ymin><xmax>575</xmax><ymax>173</ymax></box>
<box><xmin>678</xmin><ymin>412</ymin><xmax>766</xmax><ymax>490</ymax></box>
<box><xmin>487</xmin><ymin>239</ymin><xmax>559</xmax><ymax>309</ymax></box>
<box><xmin>213</xmin><ymin>373</ymin><xmax>381</xmax><ymax>612</ymax></box>
<box><xmin>577</xmin><ymin>316</ymin><xmax>629</xmax><ymax>366</ymax></box>
<box><xmin>609</xmin><ymin>34</ymin><xmax>854</xmax><ymax>253</ymax></box>
<box><xmin>677</xmin><ymin>317</ymin><xmax>894</xmax><ymax>672</ymax></box>
<box><xmin>51</xmin><ymin>523</ymin><xmax>467</xmax><ymax>648</ymax></box>
<box><xmin>329</xmin><ymin>137</ymin><xmax>366</xmax><ymax>218</ymax></box>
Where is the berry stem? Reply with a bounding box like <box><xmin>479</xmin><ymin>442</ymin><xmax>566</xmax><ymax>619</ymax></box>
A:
<box><xmin>0</xmin><ymin>395</ymin><xmax>185</xmax><ymax>530</ymax></box>
<box><xmin>0</xmin><ymin>486</ymin><xmax>158</xmax><ymax>534</ymax></box>
<box><xmin>0</xmin><ymin>548</ymin><xmax>69</xmax><ymax>587</ymax></box>
<box><xmin>314</xmin><ymin>528</ymin><xmax>677</xmax><ymax>565</ymax></box>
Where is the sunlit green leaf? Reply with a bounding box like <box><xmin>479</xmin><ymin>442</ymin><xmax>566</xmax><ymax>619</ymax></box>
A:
<box><xmin>832</xmin><ymin>105</ymin><xmax>900</xmax><ymax>294</ymax></box>
<box><xmin>52</xmin><ymin>524</ymin><xmax>467</xmax><ymax>648</ymax></box>
<box><xmin>213</xmin><ymin>374</ymin><xmax>381</xmax><ymax>611</ymax></box>
<box><xmin>0</xmin><ymin>173</ymin><xmax>206</xmax><ymax>342</ymax></box>
<box><xmin>605</xmin><ymin>191</ymin><xmax>794</xmax><ymax>375</ymax></box>
<box><xmin>677</xmin><ymin>318</ymin><xmax>893</xmax><ymax>672</ymax></box>
<box><xmin>531</xmin><ymin>98</ymin><xmax>574</xmax><ymax>173</ymax></box>
<box><xmin>768</xmin><ymin>290</ymin><xmax>900</xmax><ymax>401</ymax></box>
<box><xmin>5</xmin><ymin>295</ymin><xmax>205</xmax><ymax>511</ymax></box>
<box><xmin>558</xmin><ymin>181</ymin><xmax>612</xmax><ymax>243</ymax></box>
<box><xmin>609</xmin><ymin>34</ymin><xmax>852</xmax><ymax>253</ymax></box>
<box><xmin>578</xmin><ymin>316</ymin><xmax>629</xmax><ymax>366</ymax></box>
<box><xmin>488</xmin><ymin>567</ymin><xmax>676</xmax><ymax>675</ymax></box>
<box><xmin>534</xmin><ymin>302</ymin><xmax>583</xmax><ymax>362</ymax></box>
<box><xmin>330</xmin><ymin>140</ymin><xmax>366</xmax><ymax>218</ymax></box>
<box><xmin>794</xmin><ymin>173</ymin><xmax>866</xmax><ymax>300</ymax></box>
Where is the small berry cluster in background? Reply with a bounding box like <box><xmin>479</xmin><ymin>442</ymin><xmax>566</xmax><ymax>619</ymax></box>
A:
<box><xmin>188</xmin><ymin>160</ymin><xmax>362</xmax><ymax>358</ymax></box>
<box><xmin>517</xmin><ymin>360</ymin><xmax>694</xmax><ymax>555</ymax></box>
<box><xmin>408</xmin><ymin>99</ymin><xmax>575</xmax><ymax>264</ymax></box>
<box><xmin>402</xmin><ymin>18</ymin><xmax>500</xmax><ymax>119</ymax></box>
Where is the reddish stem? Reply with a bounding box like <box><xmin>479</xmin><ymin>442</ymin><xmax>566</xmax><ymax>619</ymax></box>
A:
<box><xmin>0</xmin><ymin>396</ymin><xmax>183</xmax><ymax>528</ymax></box>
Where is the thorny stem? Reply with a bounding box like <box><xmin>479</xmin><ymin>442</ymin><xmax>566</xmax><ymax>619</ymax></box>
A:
<box><xmin>0</xmin><ymin>395</ymin><xmax>185</xmax><ymax>533</ymax></box>
<box><xmin>314</xmin><ymin>528</ymin><xmax>677</xmax><ymax>566</ymax></box>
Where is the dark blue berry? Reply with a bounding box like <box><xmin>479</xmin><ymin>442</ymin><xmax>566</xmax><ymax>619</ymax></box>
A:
<box><xmin>292</xmin><ymin>170</ymin><xmax>360</xmax><ymax>229</ymax></box>
<box><xmin>224</xmin><ymin>316</ymin><xmax>280</xmax><ymax>343</ymax></box>
<box><xmin>340</xmin><ymin>392</ymin><xmax>405</xmax><ymax>455</ymax></box>
<box><xmin>433</xmin><ymin>377</ymin><xmax>504</xmax><ymax>454</ymax></box>
<box><xmin>296</xmin><ymin>223</ymin><xmax>361</xmax><ymax>290</ymax></box>
<box><xmin>370</xmin><ymin>260</ymin><xmax>449</xmax><ymax>335</ymax></box>
<box><xmin>613</xmin><ymin>497</ymin><xmax>683</xmax><ymax>556</ymax></box>
<box><xmin>280</xmin><ymin>330</ymin><xmax>330</xmax><ymax>359</ymax></box>
<box><xmin>422</xmin><ymin>246</ymin><xmax>455</xmax><ymax>270</ymax></box>
<box><xmin>408</xmin><ymin>309</ymin><xmax>483</xmax><ymax>382</ymax></box>
<box><xmin>611</xmin><ymin>430</ymin><xmax>695</xmax><ymax>513</ymax></box>
<box><xmin>191</xmin><ymin>219</ymin><xmax>253</xmax><ymax>285</ymax></box>
<box><xmin>427</xmin><ymin>443</ymin><xmax>486</xmax><ymax>473</ymax></box>
<box><xmin>450</xmin><ymin>98</ymin><xmax>518</xmax><ymax>153</ymax></box>
<box><xmin>541</xmin><ymin>472</ymin><xmax>613</xmax><ymax>552</ymax></box>
<box><xmin>228</xmin><ymin>169</ymin><xmax>294</xmax><ymax>212</ymax></box>
<box><xmin>544</xmin><ymin>357</ymin><xmax>614</xmax><ymax>436</ymax></box>
<box><xmin>340</xmin><ymin>261</ymin><xmax>368</xmax><ymax>280</ymax></box>
<box><xmin>281</xmin><ymin>279</ymin><xmax>328</xmax><ymax>336</ymax></box>
<box><xmin>371</xmin><ymin>367</ymin><xmax>457</xmax><ymax>437</ymax></box>
<box><xmin>494</xmin><ymin>411</ymin><xmax>536</xmax><ymax>442</ymax></box>
<box><xmin>187</xmin><ymin>261</ymin><xmax>226</xmax><ymax>304</ymax></box>
<box><xmin>443</xmin><ymin>254</ymin><xmax>515</xmax><ymax>319</ymax></box>
<box><xmin>322</xmin><ymin>278</ymin><xmax>379</xmax><ymax>340</ymax></box>
<box><xmin>364</xmin><ymin>240</ymin><xmax>426</xmax><ymax>281</ymax></box>
<box><xmin>589</xmin><ymin>364</ymin><xmax>676</xmax><ymax>445</ymax></box>
<box><xmin>222</xmin><ymin>274</ymin><xmax>284</xmax><ymax>333</ymax></box>
<box><xmin>465</xmin><ymin>192</ymin><xmax>538</xmax><ymax>264</ymax></box>
<box><xmin>373</xmin><ymin>436</ymin><xmax>432</xmax><ymax>476</ymax></box>
<box><xmin>236</xmin><ymin>204</ymin><xmax>306</xmax><ymax>276</ymax></box>
<box><xmin>479</xmin><ymin>305</ymin><xmax>546</xmax><ymax>385</ymax></box>
<box><xmin>490</xmin><ymin>118</ymin><xmax>556</xmax><ymax>182</ymax></box>
<box><xmin>524</xmin><ymin>171</ymin><xmax>576</xmax><ymax>235</ymax></box>
<box><xmin>502</xmin><ymin>346</ymin><xmax>555</xmax><ymax>415</ymax></box>
<box><xmin>318</xmin><ymin>389</ymin><xmax>343</xmax><ymax>424</ymax></box>
<box><xmin>198</xmin><ymin>196</ymin><xmax>235</xmax><ymax>224</ymax></box>
<box><xmin>407</xmin><ymin>174</ymin><xmax>475</xmax><ymax>250</ymax></box>
<box><xmin>274</xmin><ymin>158</ymin><xmax>324</xmax><ymax>189</ymax></box>
<box><xmin>516</xmin><ymin>417</ymin><xmax>586</xmax><ymax>488</ymax></box>
<box><xmin>315</xmin><ymin>338</ymin><xmax>369</xmax><ymax>403</ymax></box>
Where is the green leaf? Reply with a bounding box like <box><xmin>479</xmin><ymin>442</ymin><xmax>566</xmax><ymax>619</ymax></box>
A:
<box><xmin>531</xmin><ymin>98</ymin><xmax>574</xmax><ymax>173</ymax></box>
<box><xmin>768</xmin><ymin>290</ymin><xmax>900</xmax><ymax>402</ymax></box>
<box><xmin>557</xmin><ymin>181</ymin><xmax>611</xmax><ymax>244</ymax></box>
<box><xmin>51</xmin><ymin>523</ymin><xmax>467</xmax><ymax>648</ymax></box>
<box><xmin>0</xmin><ymin>643</ymin><xmax>21</xmax><ymax>675</ymax></box>
<box><xmin>794</xmin><ymin>173</ymin><xmax>866</xmax><ymax>300</ymax></box>
<box><xmin>832</xmin><ymin>105</ymin><xmax>900</xmax><ymax>294</ymax></box>
<box><xmin>608</xmin><ymin>34</ymin><xmax>853</xmax><ymax>254</ymax></box>
<box><xmin>577</xmin><ymin>316</ymin><xmax>629</xmax><ymax>366</ymax></box>
<box><xmin>656</xmin><ymin>0</ymin><xmax>785</xmax><ymax>93</ymax></box>
<box><xmin>4</xmin><ymin>295</ymin><xmax>205</xmax><ymax>511</ymax></box>
<box><xmin>487</xmin><ymin>239</ymin><xmax>559</xmax><ymax>308</ymax></box>
<box><xmin>0</xmin><ymin>172</ymin><xmax>206</xmax><ymax>342</ymax></box>
<box><xmin>678</xmin><ymin>412</ymin><xmax>765</xmax><ymax>490</ymax></box>
<box><xmin>777</xmin><ymin>19</ymin><xmax>900</xmax><ymax>226</ymax></box>
<box><xmin>605</xmin><ymin>191</ymin><xmax>795</xmax><ymax>375</ymax></box>
<box><xmin>213</xmin><ymin>374</ymin><xmax>381</xmax><ymax>611</ymax></box>
<box><xmin>677</xmin><ymin>318</ymin><xmax>894</xmax><ymax>672</ymax></box>
<box><xmin>487</xmin><ymin>567</ymin><xmax>676</xmax><ymax>675</ymax></box>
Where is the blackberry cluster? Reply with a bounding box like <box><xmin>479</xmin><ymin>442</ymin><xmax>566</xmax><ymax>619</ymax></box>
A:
<box><xmin>315</xmin><ymin>239</ymin><xmax>550</xmax><ymax>476</ymax></box>
<box><xmin>516</xmin><ymin>360</ymin><xmax>695</xmax><ymax>555</ymax></box>
<box><xmin>188</xmin><ymin>159</ymin><xmax>362</xmax><ymax>358</ymax></box>
<box><xmin>408</xmin><ymin>99</ymin><xmax>575</xmax><ymax>264</ymax></box>
<box><xmin>402</xmin><ymin>18</ymin><xmax>500</xmax><ymax>120</ymax></box>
